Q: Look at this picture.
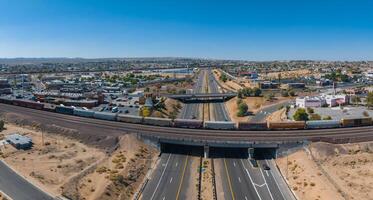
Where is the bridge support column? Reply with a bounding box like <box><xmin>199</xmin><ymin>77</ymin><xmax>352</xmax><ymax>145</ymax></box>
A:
<box><xmin>248</xmin><ymin>148</ymin><xmax>254</xmax><ymax>159</ymax></box>
<box><xmin>204</xmin><ymin>145</ymin><xmax>209</xmax><ymax>158</ymax></box>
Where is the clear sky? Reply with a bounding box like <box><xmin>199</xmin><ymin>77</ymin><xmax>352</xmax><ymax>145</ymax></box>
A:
<box><xmin>1</xmin><ymin>0</ymin><xmax>373</xmax><ymax>60</ymax></box>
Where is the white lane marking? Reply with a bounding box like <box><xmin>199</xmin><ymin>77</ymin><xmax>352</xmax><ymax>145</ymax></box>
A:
<box><xmin>245</xmin><ymin>196</ymin><xmax>248</xmax><ymax>200</ymax></box>
<box><xmin>266</xmin><ymin>170</ymin><xmax>269</xmax><ymax>177</ymax></box>
<box><xmin>238</xmin><ymin>177</ymin><xmax>241</xmax><ymax>183</ymax></box>
<box><xmin>240</xmin><ymin>159</ymin><xmax>263</xmax><ymax>200</ymax></box>
<box><xmin>259</xmin><ymin>165</ymin><xmax>275</xmax><ymax>200</ymax></box>
<box><xmin>266</xmin><ymin>159</ymin><xmax>286</xmax><ymax>200</ymax></box>
<box><xmin>150</xmin><ymin>154</ymin><xmax>172</xmax><ymax>200</ymax></box>
<box><xmin>254</xmin><ymin>183</ymin><xmax>266</xmax><ymax>187</ymax></box>
<box><xmin>170</xmin><ymin>177</ymin><xmax>173</xmax><ymax>183</ymax></box>
<box><xmin>175</xmin><ymin>162</ymin><xmax>178</xmax><ymax>167</ymax></box>
<box><xmin>233</xmin><ymin>161</ymin><xmax>236</xmax><ymax>167</ymax></box>
<box><xmin>162</xmin><ymin>197</ymin><xmax>165</xmax><ymax>200</ymax></box>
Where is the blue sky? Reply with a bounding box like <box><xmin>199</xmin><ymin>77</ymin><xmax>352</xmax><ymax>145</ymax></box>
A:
<box><xmin>1</xmin><ymin>0</ymin><xmax>373</xmax><ymax>60</ymax></box>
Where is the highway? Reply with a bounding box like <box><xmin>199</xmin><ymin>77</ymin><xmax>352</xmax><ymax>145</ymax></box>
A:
<box><xmin>0</xmin><ymin>161</ymin><xmax>53</xmax><ymax>200</ymax></box>
<box><xmin>179</xmin><ymin>69</ymin><xmax>206</xmax><ymax>119</ymax></box>
<box><xmin>208</xmin><ymin>69</ymin><xmax>290</xmax><ymax>200</ymax></box>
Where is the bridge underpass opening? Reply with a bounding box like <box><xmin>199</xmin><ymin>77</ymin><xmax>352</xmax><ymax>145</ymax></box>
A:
<box><xmin>252</xmin><ymin>148</ymin><xmax>278</xmax><ymax>160</ymax></box>
<box><xmin>160</xmin><ymin>143</ymin><xmax>204</xmax><ymax>156</ymax></box>
<box><xmin>209</xmin><ymin>147</ymin><xmax>249</xmax><ymax>158</ymax></box>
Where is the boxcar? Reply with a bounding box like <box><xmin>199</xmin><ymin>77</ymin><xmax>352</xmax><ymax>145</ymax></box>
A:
<box><xmin>117</xmin><ymin>114</ymin><xmax>144</xmax><ymax>124</ymax></box>
<box><xmin>12</xmin><ymin>99</ymin><xmax>44</xmax><ymax>110</ymax></box>
<box><xmin>173</xmin><ymin>119</ymin><xmax>204</xmax><ymax>129</ymax></box>
<box><xmin>204</xmin><ymin>121</ymin><xmax>236</xmax><ymax>130</ymax></box>
<box><xmin>267</xmin><ymin>121</ymin><xmax>306</xmax><ymax>130</ymax></box>
<box><xmin>306</xmin><ymin>120</ymin><xmax>341</xmax><ymax>129</ymax></box>
<box><xmin>0</xmin><ymin>97</ymin><xmax>13</xmax><ymax>104</ymax></box>
<box><xmin>143</xmin><ymin>117</ymin><xmax>173</xmax><ymax>127</ymax></box>
<box><xmin>341</xmin><ymin>117</ymin><xmax>372</xmax><ymax>127</ymax></box>
<box><xmin>93</xmin><ymin>112</ymin><xmax>117</xmax><ymax>121</ymax></box>
<box><xmin>237</xmin><ymin>122</ymin><xmax>268</xmax><ymax>131</ymax></box>
<box><xmin>55</xmin><ymin>106</ymin><xmax>74</xmax><ymax>115</ymax></box>
<box><xmin>43</xmin><ymin>103</ymin><xmax>56</xmax><ymax>112</ymax></box>
<box><xmin>73</xmin><ymin>109</ymin><xmax>95</xmax><ymax>118</ymax></box>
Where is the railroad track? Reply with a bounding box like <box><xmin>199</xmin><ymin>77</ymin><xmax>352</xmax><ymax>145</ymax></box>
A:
<box><xmin>1</xmin><ymin>104</ymin><xmax>373</xmax><ymax>142</ymax></box>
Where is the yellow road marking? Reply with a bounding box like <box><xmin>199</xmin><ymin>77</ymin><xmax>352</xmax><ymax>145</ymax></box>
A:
<box><xmin>176</xmin><ymin>155</ymin><xmax>189</xmax><ymax>200</ymax></box>
<box><xmin>224</xmin><ymin>159</ymin><xmax>235</xmax><ymax>200</ymax></box>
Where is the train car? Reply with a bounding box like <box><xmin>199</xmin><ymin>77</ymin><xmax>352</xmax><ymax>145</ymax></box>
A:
<box><xmin>73</xmin><ymin>109</ymin><xmax>95</xmax><ymax>118</ymax></box>
<box><xmin>267</xmin><ymin>121</ymin><xmax>306</xmax><ymax>130</ymax></box>
<box><xmin>341</xmin><ymin>117</ymin><xmax>372</xmax><ymax>127</ymax></box>
<box><xmin>117</xmin><ymin>114</ymin><xmax>143</xmax><ymax>124</ymax></box>
<box><xmin>93</xmin><ymin>111</ymin><xmax>117</xmax><ymax>121</ymax></box>
<box><xmin>12</xmin><ymin>99</ymin><xmax>44</xmax><ymax>110</ymax></box>
<box><xmin>173</xmin><ymin>119</ymin><xmax>204</xmax><ymax>129</ymax></box>
<box><xmin>0</xmin><ymin>97</ymin><xmax>13</xmax><ymax>104</ymax></box>
<box><xmin>306</xmin><ymin>120</ymin><xmax>341</xmax><ymax>129</ymax></box>
<box><xmin>43</xmin><ymin>103</ymin><xmax>56</xmax><ymax>112</ymax></box>
<box><xmin>237</xmin><ymin>122</ymin><xmax>268</xmax><ymax>131</ymax></box>
<box><xmin>143</xmin><ymin>117</ymin><xmax>173</xmax><ymax>127</ymax></box>
<box><xmin>204</xmin><ymin>121</ymin><xmax>236</xmax><ymax>130</ymax></box>
<box><xmin>55</xmin><ymin>105</ymin><xmax>75</xmax><ymax>115</ymax></box>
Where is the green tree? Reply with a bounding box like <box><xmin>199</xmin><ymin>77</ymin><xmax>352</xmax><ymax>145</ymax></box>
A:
<box><xmin>237</xmin><ymin>102</ymin><xmax>249</xmax><ymax>117</ymax></box>
<box><xmin>293</xmin><ymin>108</ymin><xmax>309</xmax><ymax>121</ymax></box>
<box><xmin>253</xmin><ymin>87</ymin><xmax>262</xmax><ymax>97</ymax></box>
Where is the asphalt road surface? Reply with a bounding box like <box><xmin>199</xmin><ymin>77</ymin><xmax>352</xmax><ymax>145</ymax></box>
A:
<box><xmin>249</xmin><ymin>101</ymin><xmax>292</xmax><ymax>123</ymax></box>
<box><xmin>141</xmin><ymin>153</ymin><xmax>192</xmax><ymax>200</ymax></box>
<box><xmin>0</xmin><ymin>161</ymin><xmax>54</xmax><ymax>200</ymax></box>
<box><xmin>179</xmin><ymin>69</ymin><xmax>206</xmax><ymax>119</ymax></box>
<box><xmin>207</xmin><ymin>69</ymin><xmax>230</xmax><ymax>121</ymax></box>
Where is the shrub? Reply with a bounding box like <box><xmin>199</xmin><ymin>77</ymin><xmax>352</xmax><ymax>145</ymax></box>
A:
<box><xmin>306</xmin><ymin>107</ymin><xmax>314</xmax><ymax>114</ymax></box>
<box><xmin>237</xmin><ymin>102</ymin><xmax>249</xmax><ymax>117</ymax></box>
<box><xmin>310</xmin><ymin>113</ymin><xmax>321</xmax><ymax>120</ymax></box>
<box><xmin>293</xmin><ymin>108</ymin><xmax>309</xmax><ymax>121</ymax></box>
<box><xmin>322</xmin><ymin>115</ymin><xmax>332</xmax><ymax>120</ymax></box>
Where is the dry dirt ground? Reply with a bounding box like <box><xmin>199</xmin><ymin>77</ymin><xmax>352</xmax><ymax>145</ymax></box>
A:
<box><xmin>226</xmin><ymin>96</ymin><xmax>290</xmax><ymax>123</ymax></box>
<box><xmin>152</xmin><ymin>98</ymin><xmax>182</xmax><ymax>118</ymax></box>
<box><xmin>0</xmin><ymin>123</ymin><xmax>105</xmax><ymax>197</ymax></box>
<box><xmin>262</xmin><ymin>69</ymin><xmax>313</xmax><ymax>80</ymax></box>
<box><xmin>266</xmin><ymin>108</ymin><xmax>287</xmax><ymax>122</ymax></box>
<box><xmin>76</xmin><ymin>134</ymin><xmax>158</xmax><ymax>200</ymax></box>
<box><xmin>213</xmin><ymin>69</ymin><xmax>243</xmax><ymax>92</ymax></box>
<box><xmin>201</xmin><ymin>158</ymin><xmax>214</xmax><ymax>200</ymax></box>
<box><xmin>277</xmin><ymin>142</ymin><xmax>373</xmax><ymax>200</ymax></box>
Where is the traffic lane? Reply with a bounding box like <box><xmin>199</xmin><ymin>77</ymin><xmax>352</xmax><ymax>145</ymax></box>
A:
<box><xmin>0</xmin><ymin>161</ymin><xmax>53</xmax><ymax>200</ymax></box>
<box><xmin>224</xmin><ymin>158</ymin><xmax>260</xmax><ymax>200</ymax></box>
<box><xmin>216</xmin><ymin>159</ymin><xmax>233</xmax><ymax>200</ymax></box>
<box><xmin>141</xmin><ymin>153</ymin><xmax>173</xmax><ymax>200</ymax></box>
<box><xmin>241</xmin><ymin>159</ymin><xmax>276</xmax><ymax>200</ymax></box>
<box><xmin>177</xmin><ymin>155</ymin><xmax>194</xmax><ymax>200</ymax></box>
<box><xmin>145</xmin><ymin>154</ymin><xmax>189</xmax><ymax>200</ymax></box>
<box><xmin>257</xmin><ymin>160</ymin><xmax>287</xmax><ymax>200</ymax></box>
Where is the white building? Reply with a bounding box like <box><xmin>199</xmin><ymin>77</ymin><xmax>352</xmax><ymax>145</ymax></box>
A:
<box><xmin>296</xmin><ymin>94</ymin><xmax>349</xmax><ymax>108</ymax></box>
<box><xmin>296</xmin><ymin>96</ymin><xmax>326</xmax><ymax>108</ymax></box>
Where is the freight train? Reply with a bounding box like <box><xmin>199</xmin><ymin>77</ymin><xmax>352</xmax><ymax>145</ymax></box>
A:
<box><xmin>1</xmin><ymin>98</ymin><xmax>372</xmax><ymax>131</ymax></box>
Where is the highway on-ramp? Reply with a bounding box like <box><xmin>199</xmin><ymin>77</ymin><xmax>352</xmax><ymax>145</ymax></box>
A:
<box><xmin>0</xmin><ymin>160</ymin><xmax>53</xmax><ymax>200</ymax></box>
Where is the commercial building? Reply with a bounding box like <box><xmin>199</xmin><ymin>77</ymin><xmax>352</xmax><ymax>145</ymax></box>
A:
<box><xmin>296</xmin><ymin>94</ymin><xmax>349</xmax><ymax>108</ymax></box>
